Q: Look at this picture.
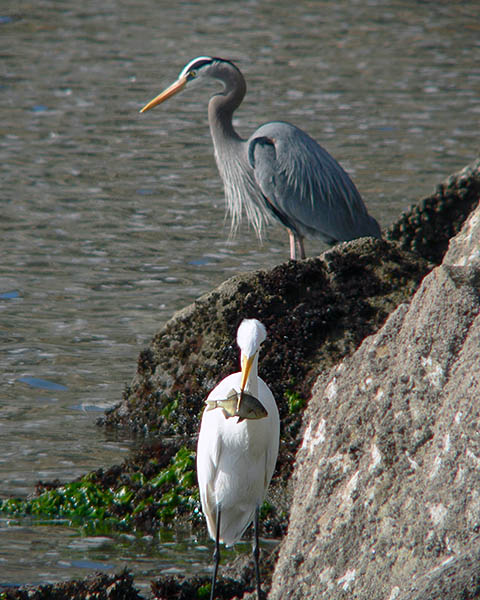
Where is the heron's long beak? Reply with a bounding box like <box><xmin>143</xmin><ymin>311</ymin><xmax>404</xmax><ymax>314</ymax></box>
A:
<box><xmin>140</xmin><ymin>75</ymin><xmax>187</xmax><ymax>113</ymax></box>
<box><xmin>238</xmin><ymin>354</ymin><xmax>255</xmax><ymax>412</ymax></box>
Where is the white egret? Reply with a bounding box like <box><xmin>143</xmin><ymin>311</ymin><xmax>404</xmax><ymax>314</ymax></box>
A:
<box><xmin>196</xmin><ymin>318</ymin><xmax>280</xmax><ymax>600</ymax></box>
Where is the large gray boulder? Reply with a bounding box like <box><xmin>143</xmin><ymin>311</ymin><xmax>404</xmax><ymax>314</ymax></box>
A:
<box><xmin>270</xmin><ymin>202</ymin><xmax>480</xmax><ymax>599</ymax></box>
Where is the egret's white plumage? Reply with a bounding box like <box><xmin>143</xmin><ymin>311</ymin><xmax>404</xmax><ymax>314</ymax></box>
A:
<box><xmin>196</xmin><ymin>319</ymin><xmax>279</xmax><ymax>597</ymax></box>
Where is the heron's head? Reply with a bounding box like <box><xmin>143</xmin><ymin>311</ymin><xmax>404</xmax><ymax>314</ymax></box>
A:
<box><xmin>236</xmin><ymin>319</ymin><xmax>267</xmax><ymax>392</ymax></box>
<box><xmin>140</xmin><ymin>56</ymin><xmax>239</xmax><ymax>113</ymax></box>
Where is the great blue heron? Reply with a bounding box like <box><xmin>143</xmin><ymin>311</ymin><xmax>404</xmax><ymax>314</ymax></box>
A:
<box><xmin>141</xmin><ymin>56</ymin><xmax>381</xmax><ymax>260</ymax></box>
<box><xmin>196</xmin><ymin>319</ymin><xmax>279</xmax><ymax>600</ymax></box>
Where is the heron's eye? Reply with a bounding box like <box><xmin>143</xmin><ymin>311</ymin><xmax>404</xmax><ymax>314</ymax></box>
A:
<box><xmin>190</xmin><ymin>70</ymin><xmax>197</xmax><ymax>79</ymax></box>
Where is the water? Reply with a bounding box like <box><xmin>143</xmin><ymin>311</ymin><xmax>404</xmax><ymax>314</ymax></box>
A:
<box><xmin>0</xmin><ymin>518</ymin><xmax>208</xmax><ymax>594</ymax></box>
<box><xmin>1</xmin><ymin>0</ymin><xmax>479</xmax><ymax>591</ymax></box>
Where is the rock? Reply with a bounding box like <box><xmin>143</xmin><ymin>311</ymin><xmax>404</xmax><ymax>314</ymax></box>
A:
<box><xmin>402</xmin><ymin>540</ymin><xmax>480</xmax><ymax>600</ymax></box>
<box><xmin>1</xmin><ymin>569</ymin><xmax>143</xmax><ymax>600</ymax></box>
<box><xmin>443</xmin><ymin>200</ymin><xmax>480</xmax><ymax>270</ymax></box>
<box><xmin>386</xmin><ymin>158</ymin><xmax>480</xmax><ymax>264</ymax></box>
<box><xmin>269</xmin><ymin>201</ymin><xmax>480</xmax><ymax>599</ymax></box>
<box><xmin>150</xmin><ymin>547</ymin><xmax>279</xmax><ymax>600</ymax></box>
<box><xmin>102</xmin><ymin>238</ymin><xmax>430</xmax><ymax>441</ymax></box>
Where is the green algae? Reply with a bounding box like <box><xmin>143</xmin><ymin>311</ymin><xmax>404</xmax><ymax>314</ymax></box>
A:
<box><xmin>285</xmin><ymin>388</ymin><xmax>306</xmax><ymax>414</ymax></box>
<box><xmin>0</xmin><ymin>446</ymin><xmax>198</xmax><ymax>535</ymax></box>
<box><xmin>197</xmin><ymin>582</ymin><xmax>212</xmax><ymax>598</ymax></box>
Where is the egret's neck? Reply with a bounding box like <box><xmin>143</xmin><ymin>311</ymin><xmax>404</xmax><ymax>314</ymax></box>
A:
<box><xmin>242</xmin><ymin>352</ymin><xmax>260</xmax><ymax>398</ymax></box>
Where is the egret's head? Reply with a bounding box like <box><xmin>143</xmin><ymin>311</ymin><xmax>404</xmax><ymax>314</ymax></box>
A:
<box><xmin>140</xmin><ymin>56</ymin><xmax>238</xmax><ymax>113</ymax></box>
<box><xmin>237</xmin><ymin>319</ymin><xmax>267</xmax><ymax>357</ymax></box>
<box><xmin>237</xmin><ymin>319</ymin><xmax>267</xmax><ymax>394</ymax></box>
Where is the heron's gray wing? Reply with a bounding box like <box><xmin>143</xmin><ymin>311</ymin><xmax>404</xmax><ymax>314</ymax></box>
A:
<box><xmin>247</xmin><ymin>136</ymin><xmax>299</xmax><ymax>233</ymax></box>
<box><xmin>248</xmin><ymin>121</ymin><xmax>380</xmax><ymax>243</ymax></box>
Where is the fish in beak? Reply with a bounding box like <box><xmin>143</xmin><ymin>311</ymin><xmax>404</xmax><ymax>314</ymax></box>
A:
<box><xmin>206</xmin><ymin>389</ymin><xmax>267</xmax><ymax>421</ymax></box>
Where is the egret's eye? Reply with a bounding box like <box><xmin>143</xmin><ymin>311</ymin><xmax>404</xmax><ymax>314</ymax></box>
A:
<box><xmin>189</xmin><ymin>70</ymin><xmax>197</xmax><ymax>79</ymax></box>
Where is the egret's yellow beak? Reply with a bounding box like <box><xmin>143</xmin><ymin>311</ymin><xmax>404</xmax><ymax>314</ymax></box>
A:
<box><xmin>140</xmin><ymin>75</ymin><xmax>187</xmax><ymax>113</ymax></box>
<box><xmin>238</xmin><ymin>354</ymin><xmax>255</xmax><ymax>412</ymax></box>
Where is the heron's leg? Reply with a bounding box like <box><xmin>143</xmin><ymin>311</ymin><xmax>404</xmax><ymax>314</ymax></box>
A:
<box><xmin>253</xmin><ymin>505</ymin><xmax>262</xmax><ymax>599</ymax></box>
<box><xmin>296</xmin><ymin>235</ymin><xmax>306</xmax><ymax>259</ymax></box>
<box><xmin>288</xmin><ymin>229</ymin><xmax>296</xmax><ymax>259</ymax></box>
<box><xmin>287</xmin><ymin>229</ymin><xmax>306</xmax><ymax>260</ymax></box>
<box><xmin>210</xmin><ymin>506</ymin><xmax>221</xmax><ymax>600</ymax></box>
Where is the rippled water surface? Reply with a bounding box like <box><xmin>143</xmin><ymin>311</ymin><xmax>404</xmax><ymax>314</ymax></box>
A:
<box><xmin>1</xmin><ymin>0</ymin><xmax>479</xmax><ymax>591</ymax></box>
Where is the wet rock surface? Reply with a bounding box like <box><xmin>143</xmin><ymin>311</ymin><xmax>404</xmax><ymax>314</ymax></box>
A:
<box><xmin>102</xmin><ymin>238</ymin><xmax>430</xmax><ymax>437</ymax></box>
<box><xmin>1</xmin><ymin>570</ymin><xmax>142</xmax><ymax>600</ymax></box>
<box><xmin>151</xmin><ymin>547</ymin><xmax>278</xmax><ymax>599</ymax></box>
<box><xmin>385</xmin><ymin>159</ymin><xmax>480</xmax><ymax>264</ymax></box>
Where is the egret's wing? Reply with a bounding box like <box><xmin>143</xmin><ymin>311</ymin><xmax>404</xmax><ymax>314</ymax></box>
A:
<box><xmin>196</xmin><ymin>410</ymin><xmax>222</xmax><ymax>540</ymax></box>
<box><xmin>258</xmin><ymin>380</ymin><xmax>280</xmax><ymax>491</ymax></box>
<box><xmin>197</xmin><ymin>408</ymin><xmax>257</xmax><ymax>547</ymax></box>
<box><xmin>248</xmin><ymin>121</ymin><xmax>380</xmax><ymax>243</ymax></box>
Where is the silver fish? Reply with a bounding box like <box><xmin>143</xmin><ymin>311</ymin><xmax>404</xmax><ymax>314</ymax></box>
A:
<box><xmin>206</xmin><ymin>388</ymin><xmax>268</xmax><ymax>421</ymax></box>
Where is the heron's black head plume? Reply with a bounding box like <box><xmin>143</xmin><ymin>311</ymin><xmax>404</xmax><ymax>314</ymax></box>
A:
<box><xmin>179</xmin><ymin>56</ymin><xmax>240</xmax><ymax>81</ymax></box>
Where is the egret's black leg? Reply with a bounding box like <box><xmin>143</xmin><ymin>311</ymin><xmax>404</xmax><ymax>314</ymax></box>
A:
<box><xmin>210</xmin><ymin>506</ymin><xmax>221</xmax><ymax>600</ymax></box>
<box><xmin>253</xmin><ymin>505</ymin><xmax>262</xmax><ymax>599</ymax></box>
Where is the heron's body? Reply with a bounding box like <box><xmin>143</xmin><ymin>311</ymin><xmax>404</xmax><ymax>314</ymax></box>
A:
<box><xmin>196</xmin><ymin>318</ymin><xmax>280</xmax><ymax>599</ymax></box>
<box><xmin>141</xmin><ymin>56</ymin><xmax>381</xmax><ymax>259</ymax></box>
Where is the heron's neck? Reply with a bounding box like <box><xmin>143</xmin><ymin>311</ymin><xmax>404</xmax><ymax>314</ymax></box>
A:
<box><xmin>207</xmin><ymin>67</ymin><xmax>246</xmax><ymax>149</ymax></box>
<box><xmin>206</xmin><ymin>64</ymin><xmax>268</xmax><ymax>236</ymax></box>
